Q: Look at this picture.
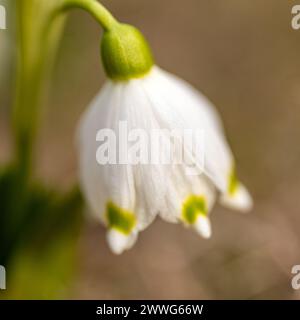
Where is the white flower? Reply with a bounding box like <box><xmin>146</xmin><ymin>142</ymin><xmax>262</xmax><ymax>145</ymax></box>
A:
<box><xmin>77</xmin><ymin>66</ymin><xmax>253</xmax><ymax>254</ymax></box>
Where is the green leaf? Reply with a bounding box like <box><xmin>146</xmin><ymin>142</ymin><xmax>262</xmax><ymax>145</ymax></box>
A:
<box><xmin>0</xmin><ymin>165</ymin><xmax>83</xmax><ymax>299</ymax></box>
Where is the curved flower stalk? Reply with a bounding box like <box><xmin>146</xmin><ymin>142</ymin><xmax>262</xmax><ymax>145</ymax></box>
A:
<box><xmin>13</xmin><ymin>0</ymin><xmax>67</xmax><ymax>176</ymax></box>
<box><xmin>77</xmin><ymin>2</ymin><xmax>253</xmax><ymax>254</ymax></box>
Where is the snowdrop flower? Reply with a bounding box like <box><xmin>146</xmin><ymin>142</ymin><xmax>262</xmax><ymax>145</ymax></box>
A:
<box><xmin>77</xmin><ymin>11</ymin><xmax>253</xmax><ymax>254</ymax></box>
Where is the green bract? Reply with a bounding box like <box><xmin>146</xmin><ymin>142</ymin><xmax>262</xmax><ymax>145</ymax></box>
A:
<box><xmin>101</xmin><ymin>23</ymin><xmax>154</xmax><ymax>81</ymax></box>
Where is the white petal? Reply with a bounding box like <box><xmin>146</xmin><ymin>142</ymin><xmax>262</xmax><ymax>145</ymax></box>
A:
<box><xmin>120</xmin><ymin>79</ymin><xmax>169</xmax><ymax>229</ymax></box>
<box><xmin>77</xmin><ymin>82</ymin><xmax>118</xmax><ymax>222</ymax></box>
<box><xmin>194</xmin><ymin>215</ymin><xmax>212</xmax><ymax>239</ymax></box>
<box><xmin>141</xmin><ymin>66</ymin><xmax>234</xmax><ymax>193</ymax></box>
<box><xmin>220</xmin><ymin>183</ymin><xmax>253</xmax><ymax>212</ymax></box>
<box><xmin>106</xmin><ymin>229</ymin><xmax>138</xmax><ymax>255</ymax></box>
<box><xmin>141</xmin><ymin>67</ymin><xmax>253</xmax><ymax>211</ymax></box>
<box><xmin>158</xmin><ymin>163</ymin><xmax>216</xmax><ymax>239</ymax></box>
<box><xmin>78</xmin><ymin>81</ymin><xmax>139</xmax><ymax>226</ymax></box>
<box><xmin>78</xmin><ymin>76</ymin><xmax>166</xmax><ymax>231</ymax></box>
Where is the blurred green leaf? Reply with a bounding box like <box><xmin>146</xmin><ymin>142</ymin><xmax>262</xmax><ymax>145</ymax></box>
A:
<box><xmin>0</xmin><ymin>165</ymin><xmax>83</xmax><ymax>299</ymax></box>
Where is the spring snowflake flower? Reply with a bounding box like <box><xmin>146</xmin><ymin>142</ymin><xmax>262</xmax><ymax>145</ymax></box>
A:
<box><xmin>77</xmin><ymin>22</ymin><xmax>253</xmax><ymax>254</ymax></box>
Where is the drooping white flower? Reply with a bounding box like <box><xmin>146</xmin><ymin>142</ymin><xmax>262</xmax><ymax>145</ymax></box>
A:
<box><xmin>77</xmin><ymin>20</ymin><xmax>253</xmax><ymax>254</ymax></box>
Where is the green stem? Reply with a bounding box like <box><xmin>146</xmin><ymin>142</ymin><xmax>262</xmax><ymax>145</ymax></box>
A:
<box><xmin>58</xmin><ymin>0</ymin><xmax>118</xmax><ymax>31</ymax></box>
<box><xmin>13</xmin><ymin>0</ymin><xmax>117</xmax><ymax>179</ymax></box>
<box><xmin>13</xmin><ymin>1</ymin><xmax>66</xmax><ymax>180</ymax></box>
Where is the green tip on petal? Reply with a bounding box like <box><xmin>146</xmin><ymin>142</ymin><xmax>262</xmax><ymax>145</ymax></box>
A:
<box><xmin>105</xmin><ymin>201</ymin><xmax>136</xmax><ymax>234</ymax></box>
<box><xmin>221</xmin><ymin>164</ymin><xmax>253</xmax><ymax>213</ymax></box>
<box><xmin>182</xmin><ymin>195</ymin><xmax>207</xmax><ymax>225</ymax></box>
<box><xmin>101</xmin><ymin>23</ymin><xmax>154</xmax><ymax>81</ymax></box>
<box><xmin>228</xmin><ymin>165</ymin><xmax>239</xmax><ymax>196</ymax></box>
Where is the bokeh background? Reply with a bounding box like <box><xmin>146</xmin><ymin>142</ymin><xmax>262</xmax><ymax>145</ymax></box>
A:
<box><xmin>1</xmin><ymin>0</ymin><xmax>300</xmax><ymax>299</ymax></box>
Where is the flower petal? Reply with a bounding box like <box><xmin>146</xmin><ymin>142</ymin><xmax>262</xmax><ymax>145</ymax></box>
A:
<box><xmin>194</xmin><ymin>215</ymin><xmax>212</xmax><ymax>239</ymax></box>
<box><xmin>141</xmin><ymin>66</ymin><xmax>252</xmax><ymax>212</ymax></box>
<box><xmin>77</xmin><ymin>82</ymin><xmax>118</xmax><ymax>221</ymax></box>
<box><xmin>141</xmin><ymin>66</ymin><xmax>233</xmax><ymax>193</ymax></box>
<box><xmin>106</xmin><ymin>229</ymin><xmax>138</xmax><ymax>255</ymax></box>
<box><xmin>220</xmin><ymin>183</ymin><xmax>253</xmax><ymax>212</ymax></box>
<box><xmin>159</xmin><ymin>163</ymin><xmax>216</xmax><ymax>238</ymax></box>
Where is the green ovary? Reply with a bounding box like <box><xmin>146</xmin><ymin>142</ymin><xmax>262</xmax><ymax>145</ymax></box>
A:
<box><xmin>106</xmin><ymin>201</ymin><xmax>136</xmax><ymax>234</ymax></box>
<box><xmin>182</xmin><ymin>195</ymin><xmax>207</xmax><ymax>225</ymax></box>
<box><xmin>101</xmin><ymin>23</ymin><xmax>154</xmax><ymax>81</ymax></box>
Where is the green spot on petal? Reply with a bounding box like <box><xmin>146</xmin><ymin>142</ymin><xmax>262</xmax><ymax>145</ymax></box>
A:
<box><xmin>182</xmin><ymin>195</ymin><xmax>207</xmax><ymax>225</ymax></box>
<box><xmin>106</xmin><ymin>201</ymin><xmax>136</xmax><ymax>235</ymax></box>
<box><xmin>228</xmin><ymin>165</ymin><xmax>239</xmax><ymax>196</ymax></box>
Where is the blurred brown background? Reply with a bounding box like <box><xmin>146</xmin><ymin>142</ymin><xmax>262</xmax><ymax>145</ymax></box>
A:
<box><xmin>1</xmin><ymin>0</ymin><xmax>300</xmax><ymax>299</ymax></box>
